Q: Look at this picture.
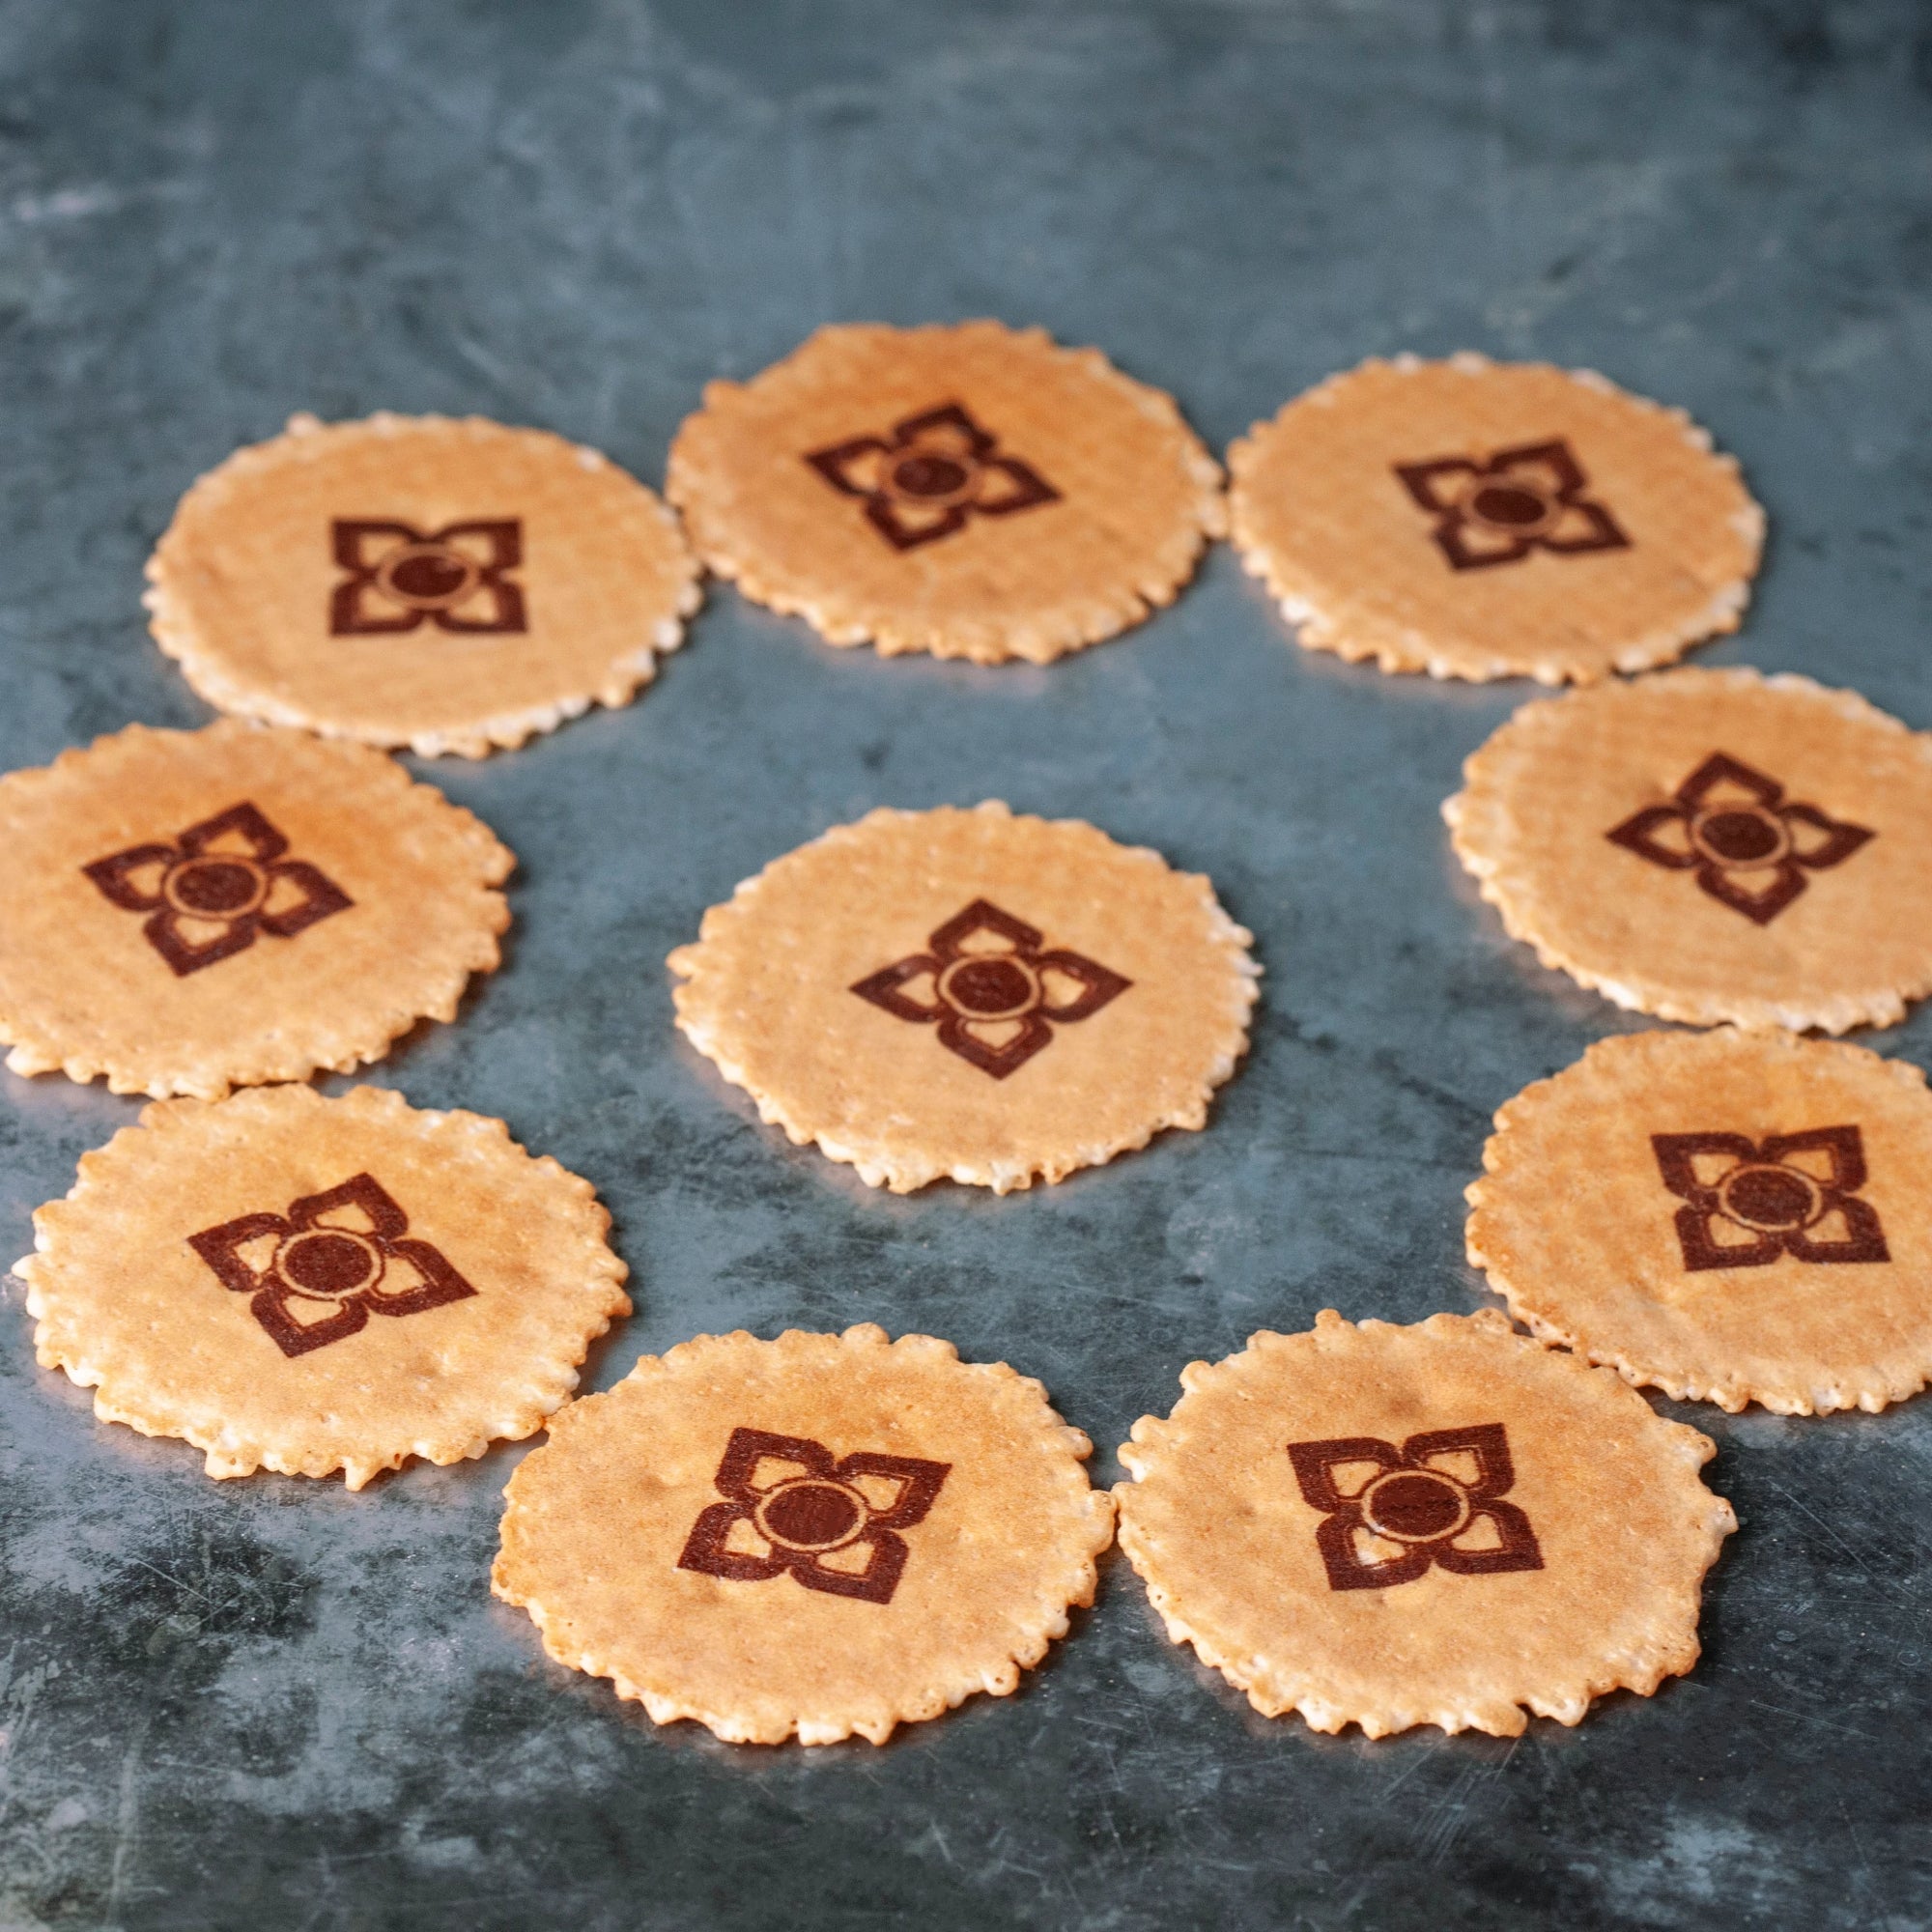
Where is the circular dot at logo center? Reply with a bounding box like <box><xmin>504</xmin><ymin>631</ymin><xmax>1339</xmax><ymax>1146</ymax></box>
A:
<box><xmin>756</xmin><ymin>1480</ymin><xmax>867</xmax><ymax>1551</ymax></box>
<box><xmin>939</xmin><ymin>955</ymin><xmax>1039</xmax><ymax>1021</ymax></box>
<box><xmin>1362</xmin><ymin>1469</ymin><xmax>1469</xmax><ymax>1544</ymax></box>
<box><xmin>379</xmin><ymin>544</ymin><xmax>480</xmax><ymax>610</ymax></box>
<box><xmin>166</xmin><ymin>857</ymin><xmax>267</xmax><ymax>919</ymax></box>
<box><xmin>277</xmin><ymin>1229</ymin><xmax>384</xmax><ymax>1299</ymax></box>
<box><xmin>1719</xmin><ymin>1163</ymin><xmax>1823</xmax><ymax>1233</ymax></box>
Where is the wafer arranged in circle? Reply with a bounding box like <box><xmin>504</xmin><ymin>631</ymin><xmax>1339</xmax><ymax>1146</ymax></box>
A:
<box><xmin>15</xmin><ymin>1084</ymin><xmax>629</xmax><ymax>1488</ymax></box>
<box><xmin>1445</xmin><ymin>668</ymin><xmax>1932</xmax><ymax>1033</ymax></box>
<box><xmin>1228</xmin><ymin>354</ymin><xmax>1763</xmax><ymax>684</ymax></box>
<box><xmin>146</xmin><ymin>412</ymin><xmax>701</xmax><ymax>756</ymax></box>
<box><xmin>1469</xmin><ymin>1028</ymin><xmax>1932</xmax><ymax>1416</ymax></box>
<box><xmin>668</xmin><ymin>802</ymin><xmax>1260</xmax><ymax>1193</ymax></box>
<box><xmin>0</xmin><ymin>720</ymin><xmax>512</xmax><ymax>1098</ymax></box>
<box><xmin>1116</xmin><ymin>1310</ymin><xmax>1733</xmax><ymax>1739</ymax></box>
<box><xmin>493</xmin><ymin>1324</ymin><xmax>1113</xmax><ymax>1745</ymax></box>
<box><xmin>666</xmin><ymin>321</ymin><xmax>1225</xmax><ymax>665</ymax></box>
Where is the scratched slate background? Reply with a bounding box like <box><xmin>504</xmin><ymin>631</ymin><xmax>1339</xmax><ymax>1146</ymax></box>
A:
<box><xmin>0</xmin><ymin>1</ymin><xmax>1927</xmax><ymax>1926</ymax></box>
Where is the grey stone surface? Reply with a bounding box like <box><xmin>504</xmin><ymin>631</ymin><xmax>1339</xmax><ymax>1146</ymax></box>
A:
<box><xmin>0</xmin><ymin>0</ymin><xmax>1927</xmax><ymax>1925</ymax></box>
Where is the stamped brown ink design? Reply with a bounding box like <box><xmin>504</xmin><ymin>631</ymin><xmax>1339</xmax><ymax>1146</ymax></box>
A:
<box><xmin>1651</xmin><ymin>1125</ymin><xmax>1889</xmax><ymax>1271</ymax></box>
<box><xmin>805</xmin><ymin>402</ymin><xmax>1060</xmax><ymax>552</ymax></box>
<box><xmin>850</xmin><ymin>898</ymin><xmax>1130</xmax><ymax>1079</ymax></box>
<box><xmin>1394</xmin><ymin>439</ymin><xmax>1630</xmax><ymax>572</ymax></box>
<box><xmin>83</xmin><ymin>802</ymin><xmax>353</xmax><ymax>978</ymax></box>
<box><xmin>330</xmin><ymin>519</ymin><xmax>527</xmax><ymax>634</ymax></box>
<box><xmin>189</xmin><ymin>1173</ymin><xmax>477</xmax><ymax>1359</ymax></box>
<box><xmin>1287</xmin><ymin>1424</ymin><xmax>1544</xmax><ymax>1592</ymax></box>
<box><xmin>1605</xmin><ymin>752</ymin><xmax>1873</xmax><ymax>925</ymax></box>
<box><xmin>677</xmin><ymin>1428</ymin><xmax>952</xmax><ymax>1605</ymax></box>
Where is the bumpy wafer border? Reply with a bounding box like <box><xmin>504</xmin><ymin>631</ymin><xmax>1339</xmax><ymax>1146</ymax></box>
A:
<box><xmin>1228</xmin><ymin>352</ymin><xmax>1766</xmax><ymax>685</ymax></box>
<box><xmin>0</xmin><ymin>720</ymin><xmax>514</xmax><ymax>1098</ymax></box>
<box><xmin>1443</xmin><ymin>668</ymin><xmax>1932</xmax><ymax>1032</ymax></box>
<box><xmin>15</xmin><ymin>1084</ymin><xmax>630</xmax><ymax>1489</ymax></box>
<box><xmin>144</xmin><ymin>412</ymin><xmax>702</xmax><ymax>757</ymax></box>
<box><xmin>1467</xmin><ymin>1029</ymin><xmax>1932</xmax><ymax>1415</ymax></box>
<box><xmin>1116</xmin><ymin>1310</ymin><xmax>1735</xmax><ymax>1739</ymax></box>
<box><xmin>667</xmin><ymin>801</ymin><xmax>1261</xmax><ymax>1193</ymax></box>
<box><xmin>667</xmin><ymin>321</ymin><xmax>1227</xmax><ymax>666</ymax></box>
<box><xmin>493</xmin><ymin>1323</ymin><xmax>1116</xmax><ymax>1745</ymax></box>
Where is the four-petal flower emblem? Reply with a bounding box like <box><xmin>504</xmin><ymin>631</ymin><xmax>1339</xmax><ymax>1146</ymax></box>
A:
<box><xmin>805</xmin><ymin>401</ymin><xmax>1060</xmax><ymax>552</ymax></box>
<box><xmin>1651</xmin><ymin>1125</ymin><xmax>1889</xmax><ymax>1271</ymax></box>
<box><xmin>82</xmin><ymin>800</ymin><xmax>353</xmax><ymax>977</ymax></box>
<box><xmin>1605</xmin><ymin>751</ymin><xmax>1873</xmax><ymax>925</ymax></box>
<box><xmin>850</xmin><ymin>898</ymin><xmax>1130</xmax><ymax>1079</ymax></box>
<box><xmin>1287</xmin><ymin>1423</ymin><xmax>1544</xmax><ymax>1592</ymax></box>
<box><xmin>329</xmin><ymin>518</ymin><xmax>527</xmax><ymax>635</ymax></box>
<box><xmin>188</xmin><ymin>1172</ymin><xmax>478</xmax><ymax>1358</ymax></box>
<box><xmin>677</xmin><ymin>1427</ymin><xmax>952</xmax><ymax>1605</ymax></box>
<box><xmin>1394</xmin><ymin>438</ymin><xmax>1630</xmax><ymax>572</ymax></box>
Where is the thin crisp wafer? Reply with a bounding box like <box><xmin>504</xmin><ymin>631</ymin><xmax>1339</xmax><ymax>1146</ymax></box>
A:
<box><xmin>493</xmin><ymin>1324</ymin><xmax>1113</xmax><ymax>1745</ymax></box>
<box><xmin>666</xmin><ymin>321</ymin><xmax>1225</xmax><ymax>665</ymax></box>
<box><xmin>15</xmin><ymin>1084</ymin><xmax>629</xmax><ymax>1488</ymax></box>
<box><xmin>1469</xmin><ymin>1027</ymin><xmax>1932</xmax><ymax>1415</ymax></box>
<box><xmin>146</xmin><ymin>412</ymin><xmax>701</xmax><ymax>757</ymax></box>
<box><xmin>668</xmin><ymin>801</ymin><xmax>1259</xmax><ymax>1192</ymax></box>
<box><xmin>1117</xmin><ymin>1310</ymin><xmax>1733</xmax><ymax>1738</ymax></box>
<box><xmin>1229</xmin><ymin>354</ymin><xmax>1763</xmax><ymax>684</ymax></box>
<box><xmin>1445</xmin><ymin>668</ymin><xmax>1932</xmax><ymax>1032</ymax></box>
<box><xmin>0</xmin><ymin>720</ymin><xmax>512</xmax><ymax>1098</ymax></box>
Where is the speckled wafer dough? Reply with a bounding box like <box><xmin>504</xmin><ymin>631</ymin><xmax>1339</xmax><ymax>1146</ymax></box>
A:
<box><xmin>493</xmin><ymin>1324</ymin><xmax>1114</xmax><ymax>1746</ymax></box>
<box><xmin>146</xmin><ymin>412</ymin><xmax>701</xmax><ymax>756</ymax></box>
<box><xmin>1228</xmin><ymin>354</ymin><xmax>1763</xmax><ymax>684</ymax></box>
<box><xmin>666</xmin><ymin>321</ymin><xmax>1225</xmax><ymax>665</ymax></box>
<box><xmin>668</xmin><ymin>802</ymin><xmax>1260</xmax><ymax>1193</ymax></box>
<box><xmin>0</xmin><ymin>720</ymin><xmax>512</xmax><ymax>1098</ymax></box>
<box><xmin>1445</xmin><ymin>668</ymin><xmax>1932</xmax><ymax>1033</ymax></box>
<box><xmin>15</xmin><ymin>1085</ymin><xmax>629</xmax><ymax>1488</ymax></box>
<box><xmin>1117</xmin><ymin>1311</ymin><xmax>1734</xmax><ymax>1739</ymax></box>
<box><xmin>1470</xmin><ymin>1028</ymin><xmax>1932</xmax><ymax>1416</ymax></box>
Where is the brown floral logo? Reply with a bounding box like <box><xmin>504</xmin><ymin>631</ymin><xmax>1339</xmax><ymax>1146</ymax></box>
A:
<box><xmin>1394</xmin><ymin>439</ymin><xmax>1630</xmax><ymax>572</ymax></box>
<box><xmin>82</xmin><ymin>802</ymin><xmax>353</xmax><ymax>978</ymax></box>
<box><xmin>1652</xmin><ymin>1126</ymin><xmax>1889</xmax><ymax>1271</ymax></box>
<box><xmin>1287</xmin><ymin>1423</ymin><xmax>1543</xmax><ymax>1592</ymax></box>
<box><xmin>850</xmin><ymin>898</ymin><xmax>1130</xmax><ymax>1079</ymax></box>
<box><xmin>330</xmin><ymin>519</ymin><xmax>526</xmax><ymax>634</ymax></box>
<box><xmin>188</xmin><ymin>1174</ymin><xmax>477</xmax><ymax>1358</ymax></box>
<box><xmin>1605</xmin><ymin>752</ymin><xmax>1873</xmax><ymax>925</ymax></box>
<box><xmin>676</xmin><ymin>1428</ymin><xmax>951</xmax><ymax>1605</ymax></box>
<box><xmin>804</xmin><ymin>402</ymin><xmax>1059</xmax><ymax>552</ymax></box>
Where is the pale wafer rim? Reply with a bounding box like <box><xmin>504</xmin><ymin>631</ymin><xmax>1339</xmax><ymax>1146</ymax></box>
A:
<box><xmin>0</xmin><ymin>719</ymin><xmax>515</xmax><ymax>1098</ymax></box>
<box><xmin>14</xmin><ymin>1083</ymin><xmax>630</xmax><ymax>1488</ymax></box>
<box><xmin>1443</xmin><ymin>667</ymin><xmax>1932</xmax><ymax>1032</ymax></box>
<box><xmin>1467</xmin><ymin>1026</ymin><xmax>1932</xmax><ymax>1416</ymax></box>
<box><xmin>491</xmin><ymin>1322</ymin><xmax>1116</xmax><ymax>1745</ymax></box>
<box><xmin>666</xmin><ymin>320</ymin><xmax>1228</xmax><ymax>667</ymax></box>
<box><xmin>144</xmin><ymin>412</ymin><xmax>703</xmax><ymax>758</ymax></box>
<box><xmin>1228</xmin><ymin>352</ymin><xmax>1766</xmax><ymax>685</ymax></box>
<box><xmin>666</xmin><ymin>801</ymin><xmax>1262</xmax><ymax>1193</ymax></box>
<box><xmin>1115</xmin><ymin>1309</ymin><xmax>1735</xmax><ymax>1738</ymax></box>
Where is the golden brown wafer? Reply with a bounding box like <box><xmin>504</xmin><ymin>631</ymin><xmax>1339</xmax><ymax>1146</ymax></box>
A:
<box><xmin>0</xmin><ymin>720</ymin><xmax>512</xmax><ymax>1098</ymax></box>
<box><xmin>1469</xmin><ymin>1027</ymin><xmax>1932</xmax><ymax>1415</ymax></box>
<box><xmin>146</xmin><ymin>412</ymin><xmax>700</xmax><ymax>756</ymax></box>
<box><xmin>666</xmin><ymin>321</ymin><xmax>1224</xmax><ymax>665</ymax></box>
<box><xmin>492</xmin><ymin>1324</ymin><xmax>1113</xmax><ymax>1745</ymax></box>
<box><xmin>1445</xmin><ymin>668</ymin><xmax>1932</xmax><ymax>1032</ymax></box>
<box><xmin>15</xmin><ymin>1084</ymin><xmax>629</xmax><ymax>1488</ymax></box>
<box><xmin>1117</xmin><ymin>1310</ymin><xmax>1734</xmax><ymax>1738</ymax></box>
<box><xmin>1229</xmin><ymin>354</ymin><xmax>1763</xmax><ymax>684</ymax></box>
<box><xmin>668</xmin><ymin>801</ymin><xmax>1259</xmax><ymax>1192</ymax></box>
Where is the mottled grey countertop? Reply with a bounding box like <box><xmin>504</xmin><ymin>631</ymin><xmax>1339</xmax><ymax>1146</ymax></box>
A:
<box><xmin>0</xmin><ymin>3</ymin><xmax>1929</xmax><ymax>1927</ymax></box>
